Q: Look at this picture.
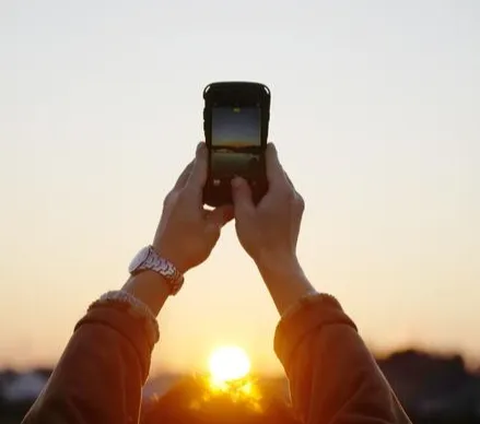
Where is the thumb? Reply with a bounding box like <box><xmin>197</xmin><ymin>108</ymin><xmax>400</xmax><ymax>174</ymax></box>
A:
<box><xmin>231</xmin><ymin>177</ymin><xmax>255</xmax><ymax>218</ymax></box>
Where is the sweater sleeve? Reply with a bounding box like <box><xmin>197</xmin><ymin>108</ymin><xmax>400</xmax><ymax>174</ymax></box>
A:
<box><xmin>22</xmin><ymin>304</ymin><xmax>155</xmax><ymax>424</ymax></box>
<box><xmin>274</xmin><ymin>294</ymin><xmax>412</xmax><ymax>424</ymax></box>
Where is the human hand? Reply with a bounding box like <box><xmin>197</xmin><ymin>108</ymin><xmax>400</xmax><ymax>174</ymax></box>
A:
<box><xmin>231</xmin><ymin>144</ymin><xmax>305</xmax><ymax>273</ymax></box>
<box><xmin>153</xmin><ymin>143</ymin><xmax>234</xmax><ymax>274</ymax></box>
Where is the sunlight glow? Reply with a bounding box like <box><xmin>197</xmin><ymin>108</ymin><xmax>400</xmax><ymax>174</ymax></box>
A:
<box><xmin>190</xmin><ymin>373</ymin><xmax>264</xmax><ymax>414</ymax></box>
<box><xmin>208</xmin><ymin>346</ymin><xmax>251</xmax><ymax>384</ymax></box>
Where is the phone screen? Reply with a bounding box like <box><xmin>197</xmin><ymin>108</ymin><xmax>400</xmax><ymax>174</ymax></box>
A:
<box><xmin>211</xmin><ymin>106</ymin><xmax>262</xmax><ymax>184</ymax></box>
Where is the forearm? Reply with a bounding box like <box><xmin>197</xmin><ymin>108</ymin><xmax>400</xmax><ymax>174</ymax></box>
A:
<box><xmin>274</xmin><ymin>295</ymin><xmax>412</xmax><ymax>424</ymax></box>
<box><xmin>256</xmin><ymin>254</ymin><xmax>315</xmax><ymax>315</ymax></box>
<box><xmin>23</xmin><ymin>303</ymin><xmax>154</xmax><ymax>424</ymax></box>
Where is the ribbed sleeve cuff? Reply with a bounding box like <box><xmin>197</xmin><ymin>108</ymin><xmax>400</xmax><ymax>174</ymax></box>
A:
<box><xmin>74</xmin><ymin>305</ymin><xmax>154</xmax><ymax>381</ymax></box>
<box><xmin>274</xmin><ymin>294</ymin><xmax>357</xmax><ymax>369</ymax></box>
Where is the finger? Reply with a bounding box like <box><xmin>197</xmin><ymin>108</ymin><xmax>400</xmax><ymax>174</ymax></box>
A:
<box><xmin>205</xmin><ymin>204</ymin><xmax>234</xmax><ymax>231</ymax></box>
<box><xmin>265</xmin><ymin>143</ymin><xmax>288</xmax><ymax>188</ymax></box>
<box><xmin>173</xmin><ymin>160</ymin><xmax>194</xmax><ymax>191</ymax></box>
<box><xmin>231</xmin><ymin>176</ymin><xmax>255</xmax><ymax>218</ymax></box>
<box><xmin>186</xmin><ymin>142</ymin><xmax>208</xmax><ymax>193</ymax></box>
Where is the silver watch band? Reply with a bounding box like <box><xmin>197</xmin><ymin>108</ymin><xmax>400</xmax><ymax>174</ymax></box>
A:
<box><xmin>131</xmin><ymin>246</ymin><xmax>184</xmax><ymax>295</ymax></box>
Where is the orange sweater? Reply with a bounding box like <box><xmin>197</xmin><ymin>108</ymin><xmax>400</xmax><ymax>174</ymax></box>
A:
<box><xmin>22</xmin><ymin>294</ymin><xmax>412</xmax><ymax>424</ymax></box>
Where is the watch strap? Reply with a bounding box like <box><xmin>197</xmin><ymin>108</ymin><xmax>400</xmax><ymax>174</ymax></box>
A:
<box><xmin>133</xmin><ymin>246</ymin><xmax>184</xmax><ymax>295</ymax></box>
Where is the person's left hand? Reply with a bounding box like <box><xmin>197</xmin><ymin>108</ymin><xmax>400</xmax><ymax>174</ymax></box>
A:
<box><xmin>152</xmin><ymin>142</ymin><xmax>234</xmax><ymax>274</ymax></box>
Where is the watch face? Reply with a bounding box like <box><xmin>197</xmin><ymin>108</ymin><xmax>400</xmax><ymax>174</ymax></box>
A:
<box><xmin>128</xmin><ymin>246</ymin><xmax>150</xmax><ymax>273</ymax></box>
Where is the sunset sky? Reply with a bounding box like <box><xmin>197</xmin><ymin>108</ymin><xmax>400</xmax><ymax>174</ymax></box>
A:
<box><xmin>0</xmin><ymin>1</ymin><xmax>479</xmax><ymax>375</ymax></box>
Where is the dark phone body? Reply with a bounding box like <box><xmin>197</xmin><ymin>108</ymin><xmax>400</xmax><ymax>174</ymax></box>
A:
<box><xmin>203</xmin><ymin>81</ymin><xmax>271</xmax><ymax>207</ymax></box>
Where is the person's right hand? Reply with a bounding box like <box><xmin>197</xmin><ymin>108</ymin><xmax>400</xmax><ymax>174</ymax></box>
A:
<box><xmin>231</xmin><ymin>144</ymin><xmax>305</xmax><ymax>272</ymax></box>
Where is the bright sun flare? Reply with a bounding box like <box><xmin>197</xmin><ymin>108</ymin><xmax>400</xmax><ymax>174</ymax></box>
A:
<box><xmin>208</xmin><ymin>346</ymin><xmax>251</xmax><ymax>384</ymax></box>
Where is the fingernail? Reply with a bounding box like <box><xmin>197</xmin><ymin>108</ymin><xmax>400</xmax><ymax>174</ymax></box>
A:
<box><xmin>231</xmin><ymin>177</ymin><xmax>242</xmax><ymax>188</ymax></box>
<box><xmin>196</xmin><ymin>142</ymin><xmax>203</xmax><ymax>152</ymax></box>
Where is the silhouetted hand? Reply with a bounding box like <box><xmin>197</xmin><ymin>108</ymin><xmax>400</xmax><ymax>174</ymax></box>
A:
<box><xmin>232</xmin><ymin>143</ymin><xmax>305</xmax><ymax>272</ymax></box>
<box><xmin>153</xmin><ymin>143</ymin><xmax>234</xmax><ymax>273</ymax></box>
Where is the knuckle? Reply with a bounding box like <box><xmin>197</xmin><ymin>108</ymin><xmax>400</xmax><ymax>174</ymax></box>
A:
<box><xmin>284</xmin><ymin>186</ymin><xmax>295</xmax><ymax>201</ymax></box>
<box><xmin>276</xmin><ymin>181</ymin><xmax>293</xmax><ymax>199</ymax></box>
<box><xmin>295</xmin><ymin>194</ymin><xmax>305</xmax><ymax>211</ymax></box>
<box><xmin>164</xmin><ymin>190</ymin><xmax>181</xmax><ymax>207</ymax></box>
<box><xmin>163</xmin><ymin>191</ymin><xmax>173</xmax><ymax>207</ymax></box>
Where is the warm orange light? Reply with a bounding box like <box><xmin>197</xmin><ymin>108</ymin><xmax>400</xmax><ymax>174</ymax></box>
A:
<box><xmin>187</xmin><ymin>347</ymin><xmax>263</xmax><ymax>413</ymax></box>
<box><xmin>208</xmin><ymin>346</ymin><xmax>262</xmax><ymax>410</ymax></box>
<box><xmin>208</xmin><ymin>346</ymin><xmax>251</xmax><ymax>386</ymax></box>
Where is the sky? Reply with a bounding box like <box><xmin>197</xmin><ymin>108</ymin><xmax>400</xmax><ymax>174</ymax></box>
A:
<box><xmin>212</xmin><ymin>107</ymin><xmax>260</xmax><ymax>146</ymax></box>
<box><xmin>0</xmin><ymin>0</ymin><xmax>479</xmax><ymax>375</ymax></box>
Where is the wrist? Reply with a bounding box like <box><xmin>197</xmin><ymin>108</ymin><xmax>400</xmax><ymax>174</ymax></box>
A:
<box><xmin>152</xmin><ymin>243</ymin><xmax>189</xmax><ymax>275</ymax></box>
<box><xmin>122</xmin><ymin>271</ymin><xmax>171</xmax><ymax>317</ymax></box>
<box><xmin>255</xmin><ymin>251</ymin><xmax>303</xmax><ymax>281</ymax></box>
<box><xmin>255</xmin><ymin>252</ymin><xmax>316</xmax><ymax>315</ymax></box>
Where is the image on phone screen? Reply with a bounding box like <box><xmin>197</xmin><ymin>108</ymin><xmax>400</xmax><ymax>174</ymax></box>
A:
<box><xmin>211</xmin><ymin>106</ymin><xmax>261</xmax><ymax>185</ymax></box>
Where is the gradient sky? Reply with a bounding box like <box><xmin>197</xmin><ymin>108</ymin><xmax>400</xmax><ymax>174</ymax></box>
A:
<box><xmin>0</xmin><ymin>1</ymin><xmax>479</xmax><ymax>375</ymax></box>
<box><xmin>212</xmin><ymin>107</ymin><xmax>260</xmax><ymax>146</ymax></box>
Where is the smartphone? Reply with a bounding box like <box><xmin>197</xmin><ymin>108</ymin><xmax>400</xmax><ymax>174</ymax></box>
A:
<box><xmin>203</xmin><ymin>81</ymin><xmax>271</xmax><ymax>207</ymax></box>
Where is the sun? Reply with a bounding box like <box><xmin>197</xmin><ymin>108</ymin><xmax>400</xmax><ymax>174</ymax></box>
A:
<box><xmin>208</xmin><ymin>346</ymin><xmax>251</xmax><ymax>384</ymax></box>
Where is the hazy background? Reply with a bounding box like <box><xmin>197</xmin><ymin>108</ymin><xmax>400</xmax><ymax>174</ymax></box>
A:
<box><xmin>0</xmin><ymin>0</ymin><xmax>478</xmax><ymax>376</ymax></box>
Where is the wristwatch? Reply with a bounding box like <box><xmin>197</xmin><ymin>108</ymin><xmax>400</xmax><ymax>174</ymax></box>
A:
<box><xmin>128</xmin><ymin>245</ymin><xmax>184</xmax><ymax>295</ymax></box>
